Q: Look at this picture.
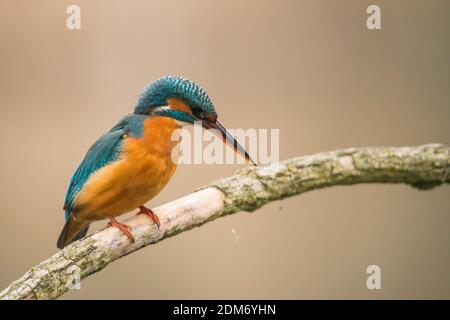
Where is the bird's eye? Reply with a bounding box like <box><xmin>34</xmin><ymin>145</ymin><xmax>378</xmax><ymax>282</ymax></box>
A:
<box><xmin>191</xmin><ymin>108</ymin><xmax>217</xmax><ymax>123</ymax></box>
<box><xmin>191</xmin><ymin>108</ymin><xmax>204</xmax><ymax>119</ymax></box>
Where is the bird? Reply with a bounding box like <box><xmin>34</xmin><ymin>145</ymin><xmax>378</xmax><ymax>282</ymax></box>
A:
<box><xmin>57</xmin><ymin>76</ymin><xmax>255</xmax><ymax>249</ymax></box>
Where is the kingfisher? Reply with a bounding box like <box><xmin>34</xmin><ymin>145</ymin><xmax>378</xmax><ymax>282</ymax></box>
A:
<box><xmin>57</xmin><ymin>76</ymin><xmax>255</xmax><ymax>249</ymax></box>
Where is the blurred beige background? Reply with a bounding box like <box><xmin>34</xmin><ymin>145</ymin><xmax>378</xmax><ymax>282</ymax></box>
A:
<box><xmin>0</xmin><ymin>0</ymin><xmax>449</xmax><ymax>299</ymax></box>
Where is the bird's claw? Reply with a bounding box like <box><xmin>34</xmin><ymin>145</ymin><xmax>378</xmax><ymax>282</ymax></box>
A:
<box><xmin>137</xmin><ymin>206</ymin><xmax>161</xmax><ymax>229</ymax></box>
<box><xmin>108</xmin><ymin>218</ymin><xmax>134</xmax><ymax>242</ymax></box>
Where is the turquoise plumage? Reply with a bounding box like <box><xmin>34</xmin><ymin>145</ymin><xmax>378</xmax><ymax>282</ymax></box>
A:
<box><xmin>63</xmin><ymin>114</ymin><xmax>147</xmax><ymax>220</ymax></box>
<box><xmin>59</xmin><ymin>114</ymin><xmax>147</xmax><ymax>247</ymax></box>
<box><xmin>135</xmin><ymin>75</ymin><xmax>216</xmax><ymax>115</ymax></box>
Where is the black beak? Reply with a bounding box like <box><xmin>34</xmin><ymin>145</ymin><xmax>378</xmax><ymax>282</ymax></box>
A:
<box><xmin>202</xmin><ymin>120</ymin><xmax>257</xmax><ymax>166</ymax></box>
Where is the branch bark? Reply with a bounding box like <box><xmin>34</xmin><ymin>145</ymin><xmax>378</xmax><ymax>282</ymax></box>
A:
<box><xmin>1</xmin><ymin>144</ymin><xmax>449</xmax><ymax>300</ymax></box>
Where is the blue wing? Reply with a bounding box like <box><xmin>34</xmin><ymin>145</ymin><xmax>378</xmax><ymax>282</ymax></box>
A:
<box><xmin>63</xmin><ymin>114</ymin><xmax>146</xmax><ymax>220</ymax></box>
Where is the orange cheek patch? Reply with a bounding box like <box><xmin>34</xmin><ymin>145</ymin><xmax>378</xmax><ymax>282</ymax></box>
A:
<box><xmin>167</xmin><ymin>98</ymin><xmax>191</xmax><ymax>113</ymax></box>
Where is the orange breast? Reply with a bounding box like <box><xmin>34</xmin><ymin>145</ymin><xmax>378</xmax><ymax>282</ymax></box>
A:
<box><xmin>74</xmin><ymin>116</ymin><xmax>181</xmax><ymax>222</ymax></box>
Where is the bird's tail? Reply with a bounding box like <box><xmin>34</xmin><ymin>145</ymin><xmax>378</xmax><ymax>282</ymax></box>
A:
<box><xmin>57</xmin><ymin>215</ymin><xmax>90</xmax><ymax>249</ymax></box>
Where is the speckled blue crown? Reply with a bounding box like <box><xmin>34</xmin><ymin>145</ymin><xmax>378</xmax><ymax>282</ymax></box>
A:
<box><xmin>134</xmin><ymin>76</ymin><xmax>216</xmax><ymax>115</ymax></box>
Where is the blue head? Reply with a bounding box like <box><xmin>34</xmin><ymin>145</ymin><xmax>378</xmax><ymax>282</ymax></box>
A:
<box><xmin>134</xmin><ymin>75</ymin><xmax>256</xmax><ymax>165</ymax></box>
<box><xmin>134</xmin><ymin>75</ymin><xmax>217</xmax><ymax>124</ymax></box>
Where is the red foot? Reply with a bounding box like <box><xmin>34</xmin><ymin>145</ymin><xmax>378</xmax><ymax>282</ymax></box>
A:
<box><xmin>137</xmin><ymin>205</ymin><xmax>161</xmax><ymax>229</ymax></box>
<box><xmin>108</xmin><ymin>218</ymin><xmax>134</xmax><ymax>242</ymax></box>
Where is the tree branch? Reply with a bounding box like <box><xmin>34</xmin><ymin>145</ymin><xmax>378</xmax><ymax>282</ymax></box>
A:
<box><xmin>1</xmin><ymin>144</ymin><xmax>449</xmax><ymax>300</ymax></box>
